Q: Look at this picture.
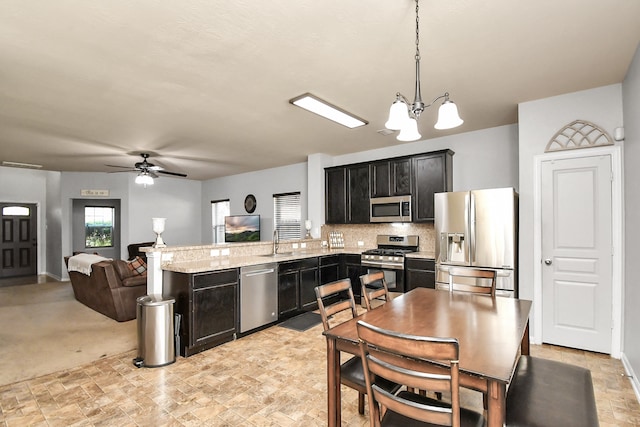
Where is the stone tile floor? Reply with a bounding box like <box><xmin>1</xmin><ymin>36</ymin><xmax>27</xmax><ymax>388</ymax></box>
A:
<box><xmin>1</xmin><ymin>318</ymin><xmax>639</xmax><ymax>426</ymax></box>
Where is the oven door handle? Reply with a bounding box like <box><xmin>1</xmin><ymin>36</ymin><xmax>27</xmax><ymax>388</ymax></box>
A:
<box><xmin>361</xmin><ymin>262</ymin><xmax>404</xmax><ymax>270</ymax></box>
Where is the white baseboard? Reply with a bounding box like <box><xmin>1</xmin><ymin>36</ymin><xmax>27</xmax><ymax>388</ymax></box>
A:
<box><xmin>621</xmin><ymin>352</ymin><xmax>640</xmax><ymax>404</ymax></box>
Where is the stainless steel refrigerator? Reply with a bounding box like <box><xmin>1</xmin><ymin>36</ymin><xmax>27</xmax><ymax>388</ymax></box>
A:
<box><xmin>434</xmin><ymin>187</ymin><xmax>518</xmax><ymax>297</ymax></box>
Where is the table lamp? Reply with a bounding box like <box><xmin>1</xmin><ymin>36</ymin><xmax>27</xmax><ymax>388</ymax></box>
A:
<box><xmin>152</xmin><ymin>218</ymin><xmax>166</xmax><ymax>248</ymax></box>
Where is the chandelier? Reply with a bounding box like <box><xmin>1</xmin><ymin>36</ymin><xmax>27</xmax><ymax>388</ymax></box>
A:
<box><xmin>385</xmin><ymin>0</ymin><xmax>463</xmax><ymax>141</ymax></box>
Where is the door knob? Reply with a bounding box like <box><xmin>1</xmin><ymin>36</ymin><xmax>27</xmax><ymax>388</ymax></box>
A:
<box><xmin>544</xmin><ymin>259</ymin><xmax>552</xmax><ymax>265</ymax></box>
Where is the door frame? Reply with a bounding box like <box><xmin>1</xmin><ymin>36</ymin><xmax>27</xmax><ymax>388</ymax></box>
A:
<box><xmin>533</xmin><ymin>145</ymin><xmax>623</xmax><ymax>357</ymax></box>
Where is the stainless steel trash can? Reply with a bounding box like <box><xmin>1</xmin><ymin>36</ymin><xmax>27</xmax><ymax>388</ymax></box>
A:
<box><xmin>133</xmin><ymin>295</ymin><xmax>176</xmax><ymax>368</ymax></box>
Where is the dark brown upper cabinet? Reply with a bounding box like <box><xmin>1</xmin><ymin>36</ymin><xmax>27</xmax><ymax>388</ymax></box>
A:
<box><xmin>325</xmin><ymin>163</ymin><xmax>370</xmax><ymax>224</ymax></box>
<box><xmin>411</xmin><ymin>150</ymin><xmax>453</xmax><ymax>222</ymax></box>
<box><xmin>370</xmin><ymin>158</ymin><xmax>412</xmax><ymax>198</ymax></box>
<box><xmin>325</xmin><ymin>149</ymin><xmax>453</xmax><ymax>224</ymax></box>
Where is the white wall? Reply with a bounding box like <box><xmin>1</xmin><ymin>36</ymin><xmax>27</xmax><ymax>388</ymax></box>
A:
<box><xmin>623</xmin><ymin>43</ymin><xmax>640</xmax><ymax>386</ymax></box>
<box><xmin>201</xmin><ymin>162</ymin><xmax>309</xmax><ymax>243</ymax></box>
<box><xmin>518</xmin><ymin>84</ymin><xmax>624</xmax><ymax>335</ymax></box>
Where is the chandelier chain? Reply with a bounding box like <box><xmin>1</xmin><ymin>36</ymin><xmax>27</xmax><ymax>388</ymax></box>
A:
<box><xmin>415</xmin><ymin>0</ymin><xmax>420</xmax><ymax>61</ymax></box>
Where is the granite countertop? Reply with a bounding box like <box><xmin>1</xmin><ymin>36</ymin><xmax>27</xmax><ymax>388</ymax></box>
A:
<box><xmin>163</xmin><ymin>247</ymin><xmax>366</xmax><ymax>273</ymax></box>
<box><xmin>405</xmin><ymin>251</ymin><xmax>436</xmax><ymax>260</ymax></box>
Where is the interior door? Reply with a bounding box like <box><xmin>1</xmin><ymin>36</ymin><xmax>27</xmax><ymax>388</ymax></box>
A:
<box><xmin>72</xmin><ymin>199</ymin><xmax>121</xmax><ymax>260</ymax></box>
<box><xmin>541</xmin><ymin>155</ymin><xmax>612</xmax><ymax>353</ymax></box>
<box><xmin>0</xmin><ymin>203</ymin><xmax>38</xmax><ymax>277</ymax></box>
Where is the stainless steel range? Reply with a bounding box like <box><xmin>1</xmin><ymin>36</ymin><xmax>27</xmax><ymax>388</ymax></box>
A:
<box><xmin>361</xmin><ymin>235</ymin><xmax>419</xmax><ymax>293</ymax></box>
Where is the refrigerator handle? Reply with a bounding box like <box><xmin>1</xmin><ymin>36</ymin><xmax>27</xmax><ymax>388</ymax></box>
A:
<box><xmin>469</xmin><ymin>192</ymin><xmax>476</xmax><ymax>263</ymax></box>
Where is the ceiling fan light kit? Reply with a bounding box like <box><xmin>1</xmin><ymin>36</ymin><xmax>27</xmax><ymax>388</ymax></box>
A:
<box><xmin>386</xmin><ymin>0</ymin><xmax>463</xmax><ymax>142</ymax></box>
<box><xmin>107</xmin><ymin>153</ymin><xmax>187</xmax><ymax>186</ymax></box>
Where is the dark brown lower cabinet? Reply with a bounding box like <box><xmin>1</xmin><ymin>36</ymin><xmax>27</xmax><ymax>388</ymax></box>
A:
<box><xmin>405</xmin><ymin>258</ymin><xmax>436</xmax><ymax>291</ymax></box>
<box><xmin>164</xmin><ymin>268</ymin><xmax>239</xmax><ymax>357</ymax></box>
<box><xmin>277</xmin><ymin>258</ymin><xmax>319</xmax><ymax>319</ymax></box>
<box><xmin>342</xmin><ymin>254</ymin><xmax>365</xmax><ymax>301</ymax></box>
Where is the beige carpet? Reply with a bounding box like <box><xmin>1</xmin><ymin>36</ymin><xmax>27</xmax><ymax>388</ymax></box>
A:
<box><xmin>0</xmin><ymin>278</ymin><xmax>136</xmax><ymax>386</ymax></box>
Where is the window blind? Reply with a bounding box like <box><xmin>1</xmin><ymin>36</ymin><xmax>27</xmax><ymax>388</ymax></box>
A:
<box><xmin>273</xmin><ymin>192</ymin><xmax>301</xmax><ymax>240</ymax></box>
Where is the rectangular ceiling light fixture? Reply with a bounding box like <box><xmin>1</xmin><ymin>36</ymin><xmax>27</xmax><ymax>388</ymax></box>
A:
<box><xmin>289</xmin><ymin>93</ymin><xmax>368</xmax><ymax>129</ymax></box>
<box><xmin>2</xmin><ymin>161</ymin><xmax>43</xmax><ymax>169</ymax></box>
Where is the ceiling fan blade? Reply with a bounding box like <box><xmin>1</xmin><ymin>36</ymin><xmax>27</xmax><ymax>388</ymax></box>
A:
<box><xmin>105</xmin><ymin>164</ymin><xmax>135</xmax><ymax>169</ymax></box>
<box><xmin>158</xmin><ymin>170</ymin><xmax>187</xmax><ymax>178</ymax></box>
<box><xmin>148</xmin><ymin>171</ymin><xmax>159</xmax><ymax>179</ymax></box>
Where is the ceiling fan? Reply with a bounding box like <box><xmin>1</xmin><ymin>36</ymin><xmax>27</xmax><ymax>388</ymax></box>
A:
<box><xmin>106</xmin><ymin>153</ymin><xmax>187</xmax><ymax>185</ymax></box>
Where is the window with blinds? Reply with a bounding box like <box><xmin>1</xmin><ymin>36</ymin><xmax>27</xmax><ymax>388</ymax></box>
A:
<box><xmin>211</xmin><ymin>199</ymin><xmax>230</xmax><ymax>243</ymax></box>
<box><xmin>273</xmin><ymin>192</ymin><xmax>301</xmax><ymax>240</ymax></box>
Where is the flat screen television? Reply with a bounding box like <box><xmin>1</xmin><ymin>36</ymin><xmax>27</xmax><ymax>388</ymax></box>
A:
<box><xmin>224</xmin><ymin>215</ymin><xmax>260</xmax><ymax>243</ymax></box>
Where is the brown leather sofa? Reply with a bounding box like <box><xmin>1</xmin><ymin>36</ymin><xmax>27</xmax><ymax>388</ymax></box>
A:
<box><xmin>64</xmin><ymin>256</ymin><xmax>147</xmax><ymax>322</ymax></box>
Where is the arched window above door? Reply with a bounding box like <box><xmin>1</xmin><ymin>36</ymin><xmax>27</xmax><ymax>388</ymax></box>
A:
<box><xmin>545</xmin><ymin>120</ymin><xmax>613</xmax><ymax>153</ymax></box>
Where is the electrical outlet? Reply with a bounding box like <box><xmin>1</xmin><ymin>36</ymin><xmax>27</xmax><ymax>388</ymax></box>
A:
<box><xmin>161</xmin><ymin>252</ymin><xmax>173</xmax><ymax>262</ymax></box>
<box><xmin>357</xmin><ymin>241</ymin><xmax>364</xmax><ymax>247</ymax></box>
<box><xmin>292</xmin><ymin>243</ymin><xmax>299</xmax><ymax>249</ymax></box>
<box><xmin>210</xmin><ymin>249</ymin><xmax>220</xmax><ymax>257</ymax></box>
<box><xmin>301</xmin><ymin>242</ymin><xmax>307</xmax><ymax>249</ymax></box>
<box><xmin>221</xmin><ymin>248</ymin><xmax>230</xmax><ymax>256</ymax></box>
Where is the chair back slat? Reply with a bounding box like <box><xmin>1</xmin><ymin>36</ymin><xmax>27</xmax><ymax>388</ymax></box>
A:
<box><xmin>357</xmin><ymin>320</ymin><xmax>461</xmax><ymax>427</ymax></box>
<box><xmin>360</xmin><ymin>271</ymin><xmax>390</xmax><ymax>310</ymax></box>
<box><xmin>448</xmin><ymin>267</ymin><xmax>497</xmax><ymax>297</ymax></box>
<box><xmin>314</xmin><ymin>278</ymin><xmax>357</xmax><ymax>331</ymax></box>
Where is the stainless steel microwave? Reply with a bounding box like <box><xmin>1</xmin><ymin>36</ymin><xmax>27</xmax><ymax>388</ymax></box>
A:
<box><xmin>370</xmin><ymin>195</ymin><xmax>412</xmax><ymax>223</ymax></box>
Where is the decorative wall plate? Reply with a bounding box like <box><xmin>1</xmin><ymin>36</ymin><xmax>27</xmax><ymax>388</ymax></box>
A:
<box><xmin>244</xmin><ymin>194</ymin><xmax>257</xmax><ymax>213</ymax></box>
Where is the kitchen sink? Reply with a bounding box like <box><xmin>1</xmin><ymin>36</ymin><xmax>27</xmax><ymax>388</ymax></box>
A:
<box><xmin>259</xmin><ymin>252</ymin><xmax>294</xmax><ymax>258</ymax></box>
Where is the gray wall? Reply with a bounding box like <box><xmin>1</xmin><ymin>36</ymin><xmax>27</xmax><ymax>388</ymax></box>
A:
<box><xmin>331</xmin><ymin>124</ymin><xmax>519</xmax><ymax>192</ymax></box>
<box><xmin>45</xmin><ymin>171</ymin><xmax>62</xmax><ymax>278</ymax></box>
<box><xmin>201</xmin><ymin>162</ymin><xmax>309</xmax><ymax>243</ymax></box>
<box><xmin>623</xmin><ymin>43</ymin><xmax>640</xmax><ymax>388</ymax></box>
<box><xmin>0</xmin><ymin>167</ymin><xmax>50</xmax><ymax>275</ymax></box>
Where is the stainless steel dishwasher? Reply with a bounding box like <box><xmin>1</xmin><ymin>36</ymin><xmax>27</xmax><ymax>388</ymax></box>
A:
<box><xmin>240</xmin><ymin>263</ymin><xmax>278</xmax><ymax>333</ymax></box>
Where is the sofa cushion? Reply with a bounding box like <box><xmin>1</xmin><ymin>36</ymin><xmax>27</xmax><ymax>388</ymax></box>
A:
<box><xmin>122</xmin><ymin>275</ymin><xmax>147</xmax><ymax>287</ymax></box>
<box><xmin>113</xmin><ymin>259</ymin><xmax>134</xmax><ymax>279</ymax></box>
<box><xmin>127</xmin><ymin>256</ymin><xmax>147</xmax><ymax>275</ymax></box>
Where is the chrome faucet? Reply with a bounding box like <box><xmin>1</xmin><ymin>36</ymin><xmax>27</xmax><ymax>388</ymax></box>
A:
<box><xmin>273</xmin><ymin>228</ymin><xmax>279</xmax><ymax>255</ymax></box>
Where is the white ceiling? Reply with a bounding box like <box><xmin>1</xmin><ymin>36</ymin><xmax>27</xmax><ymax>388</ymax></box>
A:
<box><xmin>1</xmin><ymin>1</ymin><xmax>639</xmax><ymax>181</ymax></box>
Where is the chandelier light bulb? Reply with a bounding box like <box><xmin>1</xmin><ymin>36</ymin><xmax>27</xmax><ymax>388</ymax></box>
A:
<box><xmin>396</xmin><ymin>117</ymin><xmax>422</xmax><ymax>142</ymax></box>
<box><xmin>385</xmin><ymin>98</ymin><xmax>410</xmax><ymax>130</ymax></box>
<box><xmin>435</xmin><ymin>100</ymin><xmax>464</xmax><ymax>130</ymax></box>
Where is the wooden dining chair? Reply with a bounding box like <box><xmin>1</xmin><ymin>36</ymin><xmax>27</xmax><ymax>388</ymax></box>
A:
<box><xmin>356</xmin><ymin>320</ymin><xmax>485</xmax><ymax>427</ymax></box>
<box><xmin>315</xmin><ymin>278</ymin><xmax>400</xmax><ymax>415</ymax></box>
<box><xmin>360</xmin><ymin>271</ymin><xmax>391</xmax><ymax>311</ymax></box>
<box><xmin>448</xmin><ymin>267</ymin><xmax>497</xmax><ymax>297</ymax></box>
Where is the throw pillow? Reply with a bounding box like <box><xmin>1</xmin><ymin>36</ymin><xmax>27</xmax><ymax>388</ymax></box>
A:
<box><xmin>127</xmin><ymin>256</ymin><xmax>147</xmax><ymax>276</ymax></box>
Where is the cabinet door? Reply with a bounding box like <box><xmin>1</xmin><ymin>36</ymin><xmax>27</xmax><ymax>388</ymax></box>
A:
<box><xmin>325</xmin><ymin>168</ymin><xmax>346</xmax><ymax>224</ymax></box>
<box><xmin>319</xmin><ymin>263</ymin><xmax>340</xmax><ymax>285</ymax></box>
<box><xmin>412</xmin><ymin>151</ymin><xmax>453</xmax><ymax>222</ymax></box>
<box><xmin>370</xmin><ymin>161</ymin><xmax>391</xmax><ymax>198</ymax></box>
<box><xmin>192</xmin><ymin>282</ymin><xmax>237</xmax><ymax>345</ymax></box>
<box><xmin>392</xmin><ymin>158</ymin><xmax>412</xmax><ymax>196</ymax></box>
<box><xmin>278</xmin><ymin>270</ymin><xmax>299</xmax><ymax>316</ymax></box>
<box><xmin>346</xmin><ymin>263</ymin><xmax>364</xmax><ymax>299</ymax></box>
<box><xmin>299</xmin><ymin>267</ymin><xmax>319</xmax><ymax>310</ymax></box>
<box><xmin>347</xmin><ymin>164</ymin><xmax>370</xmax><ymax>223</ymax></box>
<box><xmin>405</xmin><ymin>258</ymin><xmax>436</xmax><ymax>291</ymax></box>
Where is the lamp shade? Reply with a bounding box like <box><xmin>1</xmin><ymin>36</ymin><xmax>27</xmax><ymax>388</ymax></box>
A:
<box><xmin>135</xmin><ymin>173</ymin><xmax>154</xmax><ymax>186</ymax></box>
<box><xmin>397</xmin><ymin>118</ymin><xmax>421</xmax><ymax>142</ymax></box>
<box><xmin>385</xmin><ymin>99</ymin><xmax>410</xmax><ymax>130</ymax></box>
<box><xmin>434</xmin><ymin>100</ymin><xmax>463</xmax><ymax>130</ymax></box>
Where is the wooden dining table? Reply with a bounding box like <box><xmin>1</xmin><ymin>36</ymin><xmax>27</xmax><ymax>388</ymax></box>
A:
<box><xmin>323</xmin><ymin>287</ymin><xmax>532</xmax><ymax>427</ymax></box>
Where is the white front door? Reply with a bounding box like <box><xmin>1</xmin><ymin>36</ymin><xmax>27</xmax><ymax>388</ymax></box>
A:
<box><xmin>541</xmin><ymin>155</ymin><xmax>612</xmax><ymax>353</ymax></box>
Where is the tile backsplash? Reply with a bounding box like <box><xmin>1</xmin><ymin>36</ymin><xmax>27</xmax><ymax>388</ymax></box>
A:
<box><xmin>319</xmin><ymin>223</ymin><xmax>435</xmax><ymax>252</ymax></box>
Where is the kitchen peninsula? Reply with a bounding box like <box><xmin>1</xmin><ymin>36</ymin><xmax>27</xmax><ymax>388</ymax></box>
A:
<box><xmin>143</xmin><ymin>237</ymin><xmax>435</xmax><ymax>356</ymax></box>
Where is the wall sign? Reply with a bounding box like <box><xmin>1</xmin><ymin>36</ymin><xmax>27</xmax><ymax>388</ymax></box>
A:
<box><xmin>81</xmin><ymin>189</ymin><xmax>110</xmax><ymax>197</ymax></box>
